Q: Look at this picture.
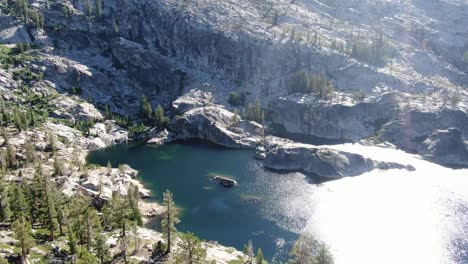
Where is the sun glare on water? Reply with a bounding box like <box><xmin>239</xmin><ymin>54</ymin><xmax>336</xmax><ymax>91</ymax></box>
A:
<box><xmin>302</xmin><ymin>144</ymin><xmax>468</xmax><ymax>264</ymax></box>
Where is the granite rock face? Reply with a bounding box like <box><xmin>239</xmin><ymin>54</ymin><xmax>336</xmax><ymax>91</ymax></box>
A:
<box><xmin>269</xmin><ymin>93</ymin><xmax>397</xmax><ymax>142</ymax></box>
<box><xmin>167</xmin><ymin>89</ymin><xmax>263</xmax><ymax>148</ymax></box>
<box><xmin>169</xmin><ymin>106</ymin><xmax>263</xmax><ymax>149</ymax></box>
<box><xmin>262</xmin><ymin>136</ymin><xmax>413</xmax><ymax>179</ymax></box>
<box><xmin>417</xmin><ymin>128</ymin><xmax>468</xmax><ymax>167</ymax></box>
<box><xmin>172</xmin><ymin>89</ymin><xmax>214</xmax><ymax>114</ymax></box>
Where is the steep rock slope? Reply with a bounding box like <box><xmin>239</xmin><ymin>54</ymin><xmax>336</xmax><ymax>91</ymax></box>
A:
<box><xmin>1</xmin><ymin>0</ymin><xmax>467</xmax><ymax>166</ymax></box>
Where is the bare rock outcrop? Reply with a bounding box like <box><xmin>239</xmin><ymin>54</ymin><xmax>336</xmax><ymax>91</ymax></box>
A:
<box><xmin>416</xmin><ymin>128</ymin><xmax>468</xmax><ymax>167</ymax></box>
<box><xmin>262</xmin><ymin>136</ymin><xmax>413</xmax><ymax>179</ymax></box>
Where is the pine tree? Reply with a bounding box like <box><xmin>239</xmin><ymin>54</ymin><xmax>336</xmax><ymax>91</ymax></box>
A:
<box><xmin>8</xmin><ymin>183</ymin><xmax>29</xmax><ymax>222</ymax></box>
<box><xmin>106</xmin><ymin>161</ymin><xmax>112</xmax><ymax>175</ymax></box>
<box><xmin>24</xmin><ymin>140</ymin><xmax>35</xmax><ymax>164</ymax></box>
<box><xmin>161</xmin><ymin>189</ymin><xmax>179</xmax><ymax>253</ymax></box>
<box><xmin>245</xmin><ymin>240</ymin><xmax>254</xmax><ymax>264</ymax></box>
<box><xmin>85</xmin><ymin>206</ymin><xmax>101</xmax><ymax>250</ymax></box>
<box><xmin>131</xmin><ymin>220</ymin><xmax>140</xmax><ymax>254</ymax></box>
<box><xmin>6</xmin><ymin>139</ymin><xmax>17</xmax><ymax>169</ymax></box>
<box><xmin>53</xmin><ymin>190</ymin><xmax>66</xmax><ymax>236</ymax></box>
<box><xmin>140</xmin><ymin>96</ymin><xmax>153</xmax><ymax>121</ymax></box>
<box><xmin>127</xmin><ymin>185</ymin><xmax>142</xmax><ymax>226</ymax></box>
<box><xmin>154</xmin><ymin>105</ymin><xmax>168</xmax><ymax>130</ymax></box>
<box><xmin>68</xmin><ymin>196</ymin><xmax>91</xmax><ymax>246</ymax></box>
<box><xmin>43</xmin><ymin>173</ymin><xmax>58</xmax><ymax>241</ymax></box>
<box><xmin>0</xmin><ymin>173</ymin><xmax>11</xmax><ymax>222</ymax></box>
<box><xmin>256</xmin><ymin>248</ymin><xmax>267</xmax><ymax>264</ymax></box>
<box><xmin>68</xmin><ymin>229</ymin><xmax>78</xmax><ymax>255</ymax></box>
<box><xmin>175</xmin><ymin>232</ymin><xmax>207</xmax><ymax>264</ymax></box>
<box><xmin>315</xmin><ymin>243</ymin><xmax>334</xmax><ymax>264</ymax></box>
<box><xmin>77</xmin><ymin>246</ymin><xmax>99</xmax><ymax>264</ymax></box>
<box><xmin>95</xmin><ymin>233</ymin><xmax>111</xmax><ymax>264</ymax></box>
<box><xmin>232</xmin><ymin>109</ymin><xmax>239</xmax><ymax>126</ymax></box>
<box><xmin>12</xmin><ymin>218</ymin><xmax>35</xmax><ymax>264</ymax></box>
<box><xmin>288</xmin><ymin>234</ymin><xmax>316</xmax><ymax>264</ymax></box>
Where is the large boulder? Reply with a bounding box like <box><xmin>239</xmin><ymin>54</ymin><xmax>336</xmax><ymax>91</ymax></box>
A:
<box><xmin>262</xmin><ymin>136</ymin><xmax>413</xmax><ymax>179</ymax></box>
<box><xmin>169</xmin><ymin>105</ymin><xmax>263</xmax><ymax>149</ymax></box>
<box><xmin>417</xmin><ymin>128</ymin><xmax>468</xmax><ymax>167</ymax></box>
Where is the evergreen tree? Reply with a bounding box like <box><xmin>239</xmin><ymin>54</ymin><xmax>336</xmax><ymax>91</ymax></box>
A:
<box><xmin>127</xmin><ymin>185</ymin><xmax>142</xmax><ymax>226</ymax></box>
<box><xmin>154</xmin><ymin>105</ymin><xmax>169</xmax><ymax>130</ymax></box>
<box><xmin>106</xmin><ymin>161</ymin><xmax>112</xmax><ymax>175</ymax></box>
<box><xmin>161</xmin><ymin>189</ymin><xmax>179</xmax><ymax>253</ymax></box>
<box><xmin>175</xmin><ymin>232</ymin><xmax>207</xmax><ymax>264</ymax></box>
<box><xmin>0</xmin><ymin>173</ymin><xmax>10</xmax><ymax>222</ymax></box>
<box><xmin>43</xmin><ymin>173</ymin><xmax>58</xmax><ymax>241</ymax></box>
<box><xmin>131</xmin><ymin>220</ymin><xmax>140</xmax><ymax>254</ymax></box>
<box><xmin>315</xmin><ymin>243</ymin><xmax>334</xmax><ymax>264</ymax></box>
<box><xmin>95</xmin><ymin>233</ymin><xmax>111</xmax><ymax>264</ymax></box>
<box><xmin>53</xmin><ymin>190</ymin><xmax>67</xmax><ymax>236</ymax></box>
<box><xmin>68</xmin><ymin>229</ymin><xmax>78</xmax><ymax>255</ymax></box>
<box><xmin>256</xmin><ymin>248</ymin><xmax>267</xmax><ymax>264</ymax></box>
<box><xmin>6</xmin><ymin>139</ymin><xmax>17</xmax><ymax>169</ymax></box>
<box><xmin>85</xmin><ymin>206</ymin><xmax>101</xmax><ymax>250</ymax></box>
<box><xmin>288</xmin><ymin>234</ymin><xmax>317</xmax><ymax>264</ymax></box>
<box><xmin>12</xmin><ymin>218</ymin><xmax>35</xmax><ymax>264</ymax></box>
<box><xmin>77</xmin><ymin>246</ymin><xmax>99</xmax><ymax>264</ymax></box>
<box><xmin>24</xmin><ymin>140</ymin><xmax>35</xmax><ymax>164</ymax></box>
<box><xmin>232</xmin><ymin>109</ymin><xmax>239</xmax><ymax>126</ymax></box>
<box><xmin>245</xmin><ymin>240</ymin><xmax>254</xmax><ymax>264</ymax></box>
<box><xmin>140</xmin><ymin>96</ymin><xmax>153</xmax><ymax>121</ymax></box>
<box><xmin>8</xmin><ymin>183</ymin><xmax>29</xmax><ymax>222</ymax></box>
<box><xmin>68</xmin><ymin>196</ymin><xmax>92</xmax><ymax>246</ymax></box>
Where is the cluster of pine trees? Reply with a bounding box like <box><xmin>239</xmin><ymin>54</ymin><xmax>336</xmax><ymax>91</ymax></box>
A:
<box><xmin>140</xmin><ymin>96</ymin><xmax>170</xmax><ymax>131</ymax></box>
<box><xmin>348</xmin><ymin>33</ymin><xmax>386</xmax><ymax>66</ymax></box>
<box><xmin>289</xmin><ymin>70</ymin><xmax>334</xmax><ymax>99</ymax></box>
<box><xmin>0</xmin><ymin>102</ymin><xmax>43</xmax><ymax>132</ymax></box>
<box><xmin>0</xmin><ymin>160</ymin><xmax>143</xmax><ymax>263</ymax></box>
<box><xmin>6</xmin><ymin>0</ymin><xmax>43</xmax><ymax>29</ymax></box>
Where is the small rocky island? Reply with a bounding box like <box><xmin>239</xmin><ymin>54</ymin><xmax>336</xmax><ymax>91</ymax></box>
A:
<box><xmin>213</xmin><ymin>175</ymin><xmax>238</xmax><ymax>187</ymax></box>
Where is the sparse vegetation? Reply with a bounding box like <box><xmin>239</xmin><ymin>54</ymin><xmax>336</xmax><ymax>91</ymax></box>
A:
<box><xmin>348</xmin><ymin>33</ymin><xmax>386</xmax><ymax>66</ymax></box>
<box><xmin>289</xmin><ymin>70</ymin><xmax>334</xmax><ymax>99</ymax></box>
<box><xmin>242</xmin><ymin>98</ymin><xmax>265</xmax><ymax>124</ymax></box>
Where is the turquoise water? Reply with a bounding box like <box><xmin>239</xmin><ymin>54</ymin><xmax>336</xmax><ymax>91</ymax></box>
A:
<box><xmin>87</xmin><ymin>141</ymin><xmax>314</xmax><ymax>262</ymax></box>
<box><xmin>88</xmin><ymin>141</ymin><xmax>468</xmax><ymax>264</ymax></box>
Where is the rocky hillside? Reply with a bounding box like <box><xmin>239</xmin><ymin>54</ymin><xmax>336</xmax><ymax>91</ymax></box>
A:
<box><xmin>0</xmin><ymin>0</ymin><xmax>467</xmax><ymax>262</ymax></box>
<box><xmin>3</xmin><ymin>0</ymin><xmax>465</xmax><ymax>166</ymax></box>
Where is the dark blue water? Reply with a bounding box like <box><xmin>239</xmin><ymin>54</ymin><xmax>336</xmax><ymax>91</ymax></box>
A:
<box><xmin>87</xmin><ymin>141</ymin><xmax>313</xmax><ymax>262</ymax></box>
